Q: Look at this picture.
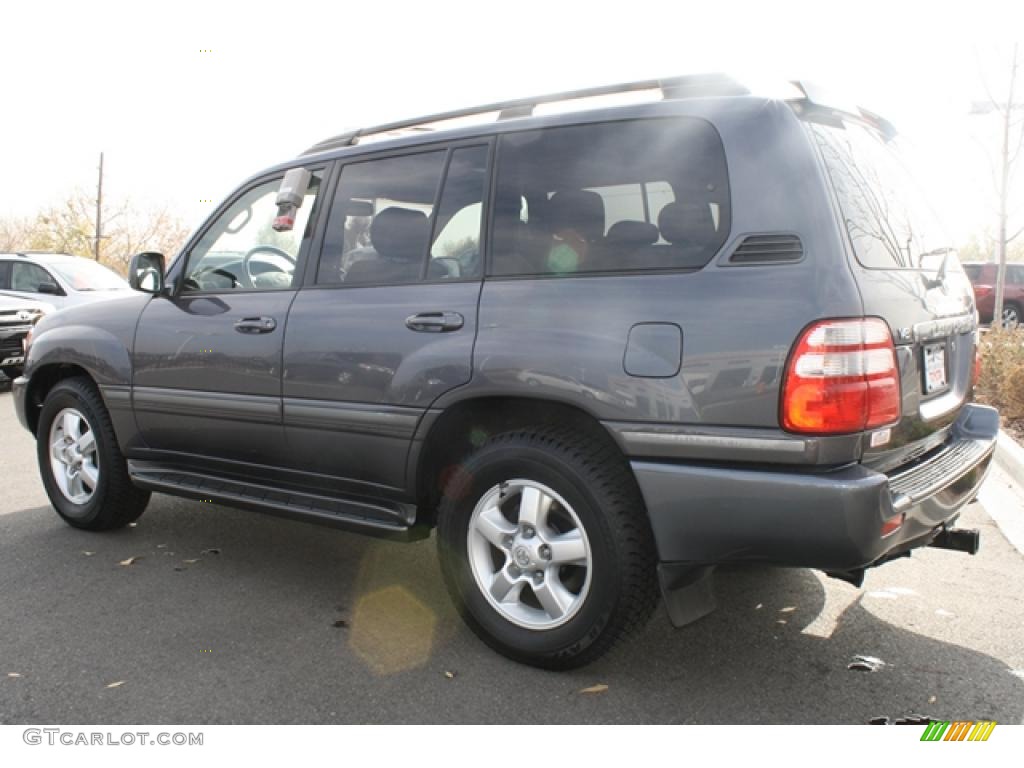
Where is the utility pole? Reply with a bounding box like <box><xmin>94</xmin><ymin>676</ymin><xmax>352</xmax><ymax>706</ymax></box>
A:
<box><xmin>994</xmin><ymin>47</ymin><xmax>1017</xmax><ymax>330</ymax></box>
<box><xmin>93</xmin><ymin>151</ymin><xmax>103</xmax><ymax>261</ymax></box>
<box><xmin>972</xmin><ymin>44</ymin><xmax>1024</xmax><ymax>329</ymax></box>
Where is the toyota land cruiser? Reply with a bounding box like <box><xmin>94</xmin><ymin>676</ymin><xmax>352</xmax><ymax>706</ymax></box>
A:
<box><xmin>13</xmin><ymin>74</ymin><xmax>998</xmax><ymax>669</ymax></box>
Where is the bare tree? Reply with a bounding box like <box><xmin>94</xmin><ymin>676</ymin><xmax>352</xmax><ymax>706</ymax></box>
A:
<box><xmin>972</xmin><ymin>43</ymin><xmax>1024</xmax><ymax>328</ymax></box>
<box><xmin>0</xmin><ymin>190</ymin><xmax>191</xmax><ymax>276</ymax></box>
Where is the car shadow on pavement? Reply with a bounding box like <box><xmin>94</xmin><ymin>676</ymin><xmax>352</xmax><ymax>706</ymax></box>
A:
<box><xmin>0</xmin><ymin>497</ymin><xmax>1021</xmax><ymax>724</ymax></box>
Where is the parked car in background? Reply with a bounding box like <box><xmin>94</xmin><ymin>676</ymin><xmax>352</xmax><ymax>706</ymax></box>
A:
<box><xmin>0</xmin><ymin>295</ymin><xmax>52</xmax><ymax>380</ymax></box>
<box><xmin>0</xmin><ymin>252</ymin><xmax>133</xmax><ymax>310</ymax></box>
<box><xmin>962</xmin><ymin>261</ymin><xmax>1024</xmax><ymax>327</ymax></box>
<box><xmin>13</xmin><ymin>75</ymin><xmax>997</xmax><ymax>669</ymax></box>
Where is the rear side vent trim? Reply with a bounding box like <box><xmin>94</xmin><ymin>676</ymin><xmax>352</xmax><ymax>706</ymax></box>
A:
<box><xmin>727</xmin><ymin>234</ymin><xmax>804</xmax><ymax>264</ymax></box>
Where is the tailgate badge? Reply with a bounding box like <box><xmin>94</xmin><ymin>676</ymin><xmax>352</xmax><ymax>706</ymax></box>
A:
<box><xmin>870</xmin><ymin>428</ymin><xmax>892</xmax><ymax>448</ymax></box>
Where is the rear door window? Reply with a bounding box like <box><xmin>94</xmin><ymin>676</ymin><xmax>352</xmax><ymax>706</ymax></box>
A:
<box><xmin>490</xmin><ymin>118</ymin><xmax>730</xmax><ymax>276</ymax></box>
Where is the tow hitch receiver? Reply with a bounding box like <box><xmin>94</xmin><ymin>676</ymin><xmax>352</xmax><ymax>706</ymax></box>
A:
<box><xmin>929</xmin><ymin>527</ymin><xmax>980</xmax><ymax>555</ymax></box>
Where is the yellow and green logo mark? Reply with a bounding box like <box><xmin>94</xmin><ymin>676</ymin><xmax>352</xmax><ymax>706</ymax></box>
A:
<box><xmin>921</xmin><ymin>720</ymin><xmax>997</xmax><ymax>741</ymax></box>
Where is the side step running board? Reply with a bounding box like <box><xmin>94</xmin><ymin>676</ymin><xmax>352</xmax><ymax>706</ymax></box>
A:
<box><xmin>127</xmin><ymin>462</ymin><xmax>425</xmax><ymax>542</ymax></box>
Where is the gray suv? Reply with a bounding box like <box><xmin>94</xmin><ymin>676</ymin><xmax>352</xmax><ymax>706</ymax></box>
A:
<box><xmin>12</xmin><ymin>75</ymin><xmax>998</xmax><ymax>669</ymax></box>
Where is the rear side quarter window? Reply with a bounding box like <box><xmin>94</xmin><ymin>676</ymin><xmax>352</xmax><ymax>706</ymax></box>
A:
<box><xmin>490</xmin><ymin>118</ymin><xmax>730</xmax><ymax>277</ymax></box>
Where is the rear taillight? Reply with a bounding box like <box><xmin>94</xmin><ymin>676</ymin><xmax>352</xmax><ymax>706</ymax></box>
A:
<box><xmin>781</xmin><ymin>318</ymin><xmax>901</xmax><ymax>435</ymax></box>
<box><xmin>973</xmin><ymin>284</ymin><xmax>994</xmax><ymax>300</ymax></box>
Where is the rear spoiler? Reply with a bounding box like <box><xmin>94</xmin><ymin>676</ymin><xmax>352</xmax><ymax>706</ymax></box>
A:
<box><xmin>787</xmin><ymin>80</ymin><xmax>898</xmax><ymax>141</ymax></box>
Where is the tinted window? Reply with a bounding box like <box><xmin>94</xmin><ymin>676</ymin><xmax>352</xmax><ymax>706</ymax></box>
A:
<box><xmin>962</xmin><ymin>264</ymin><xmax>982</xmax><ymax>281</ymax></box>
<box><xmin>184</xmin><ymin>172</ymin><xmax>322</xmax><ymax>292</ymax></box>
<box><xmin>11</xmin><ymin>262</ymin><xmax>57</xmax><ymax>293</ymax></box>
<box><xmin>1009</xmin><ymin>265</ymin><xmax>1024</xmax><ymax>285</ymax></box>
<box><xmin>811</xmin><ymin>122</ymin><xmax>949</xmax><ymax>270</ymax></box>
<box><xmin>317</xmin><ymin>151</ymin><xmax>446</xmax><ymax>286</ymax></box>
<box><xmin>428</xmin><ymin>145</ymin><xmax>489</xmax><ymax>279</ymax></box>
<box><xmin>491</xmin><ymin>118</ymin><xmax>730</xmax><ymax>276</ymax></box>
<box><xmin>0</xmin><ymin>261</ymin><xmax>10</xmax><ymax>289</ymax></box>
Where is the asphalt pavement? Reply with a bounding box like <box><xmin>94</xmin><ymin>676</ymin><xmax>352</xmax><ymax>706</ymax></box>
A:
<box><xmin>2</xmin><ymin>381</ymin><xmax>1023</xmax><ymax>724</ymax></box>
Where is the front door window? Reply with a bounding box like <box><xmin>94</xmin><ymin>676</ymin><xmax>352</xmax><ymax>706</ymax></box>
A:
<box><xmin>183</xmin><ymin>172</ymin><xmax>322</xmax><ymax>292</ymax></box>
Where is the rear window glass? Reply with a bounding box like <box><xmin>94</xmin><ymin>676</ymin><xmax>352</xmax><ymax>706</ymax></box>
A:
<box><xmin>811</xmin><ymin>122</ymin><xmax>950</xmax><ymax>270</ymax></box>
<box><xmin>962</xmin><ymin>264</ymin><xmax>982</xmax><ymax>281</ymax></box>
<box><xmin>491</xmin><ymin>118</ymin><xmax>730</xmax><ymax>276</ymax></box>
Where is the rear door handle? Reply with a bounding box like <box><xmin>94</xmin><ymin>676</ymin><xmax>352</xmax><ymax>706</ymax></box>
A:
<box><xmin>405</xmin><ymin>311</ymin><xmax>464</xmax><ymax>333</ymax></box>
<box><xmin>234</xmin><ymin>316</ymin><xmax>277</xmax><ymax>334</ymax></box>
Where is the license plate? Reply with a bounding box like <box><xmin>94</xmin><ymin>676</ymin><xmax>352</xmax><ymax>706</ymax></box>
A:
<box><xmin>923</xmin><ymin>343</ymin><xmax>947</xmax><ymax>394</ymax></box>
<box><xmin>1</xmin><ymin>355</ymin><xmax>24</xmax><ymax>366</ymax></box>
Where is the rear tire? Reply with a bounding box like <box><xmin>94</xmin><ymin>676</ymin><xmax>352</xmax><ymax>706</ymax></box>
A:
<box><xmin>36</xmin><ymin>376</ymin><xmax>150</xmax><ymax>530</ymax></box>
<box><xmin>437</xmin><ymin>426</ymin><xmax>658</xmax><ymax>669</ymax></box>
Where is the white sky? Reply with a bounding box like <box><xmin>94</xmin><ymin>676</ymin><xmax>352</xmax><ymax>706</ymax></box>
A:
<box><xmin>2</xmin><ymin>0</ymin><xmax>1023</xmax><ymax>247</ymax></box>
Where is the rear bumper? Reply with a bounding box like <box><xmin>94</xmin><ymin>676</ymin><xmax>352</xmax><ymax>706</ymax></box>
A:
<box><xmin>633</xmin><ymin>404</ymin><xmax>998</xmax><ymax>571</ymax></box>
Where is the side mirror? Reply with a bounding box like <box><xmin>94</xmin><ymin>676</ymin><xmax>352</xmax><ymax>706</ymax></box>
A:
<box><xmin>129</xmin><ymin>252</ymin><xmax>166</xmax><ymax>294</ymax></box>
<box><xmin>37</xmin><ymin>282</ymin><xmax>61</xmax><ymax>295</ymax></box>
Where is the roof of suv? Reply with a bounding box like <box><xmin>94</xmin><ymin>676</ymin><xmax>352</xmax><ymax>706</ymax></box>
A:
<box><xmin>298</xmin><ymin>73</ymin><xmax>896</xmax><ymax>164</ymax></box>
<box><xmin>0</xmin><ymin>252</ymin><xmax>78</xmax><ymax>263</ymax></box>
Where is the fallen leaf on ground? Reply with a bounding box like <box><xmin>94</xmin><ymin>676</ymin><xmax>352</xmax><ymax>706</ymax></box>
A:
<box><xmin>128</xmin><ymin>523</ymin><xmax>137</xmax><ymax>528</ymax></box>
<box><xmin>201</xmin><ymin>548</ymin><xmax>221</xmax><ymax>555</ymax></box>
<box><xmin>82</xmin><ymin>551</ymin><xmax>95</xmax><ymax>557</ymax></box>
<box><xmin>777</xmin><ymin>619</ymin><xmax>787</xmax><ymax>625</ymax></box>
<box><xmin>105</xmin><ymin>681</ymin><xmax>125</xmax><ymax>688</ymax></box>
<box><xmin>754</xmin><ymin>603</ymin><xmax>763</xmax><ymax>610</ymax></box>
<box><xmin>156</xmin><ymin>544</ymin><xmax>167</xmax><ymax>549</ymax></box>
<box><xmin>7</xmin><ymin>673</ymin><xmax>22</xmax><ymax>678</ymax></box>
<box><xmin>579</xmin><ymin>683</ymin><xmax>608</xmax><ymax>695</ymax></box>
<box><xmin>928</xmin><ymin>695</ymin><xmax>937</xmax><ymax>704</ymax></box>
<box><xmin>779</xmin><ymin>606</ymin><xmax>796</xmax><ymax>613</ymax></box>
<box><xmin>848</xmin><ymin>655</ymin><xmax>886</xmax><ymax>673</ymax></box>
<box><xmin>444</xmin><ymin>671</ymin><xmax>456</xmax><ymax>679</ymax></box>
<box><xmin>118</xmin><ymin>557</ymin><xmax>141</xmax><ymax>567</ymax></box>
<box><xmin>331</xmin><ymin>619</ymin><xmax>348</xmax><ymax>628</ymax></box>
<box><xmin>182</xmin><ymin>559</ymin><xmax>200</xmax><ymax>564</ymax></box>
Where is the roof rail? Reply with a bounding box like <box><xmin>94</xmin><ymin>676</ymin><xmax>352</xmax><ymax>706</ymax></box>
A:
<box><xmin>302</xmin><ymin>73</ymin><xmax>750</xmax><ymax>155</ymax></box>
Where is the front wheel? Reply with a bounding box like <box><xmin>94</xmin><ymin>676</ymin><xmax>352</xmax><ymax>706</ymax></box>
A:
<box><xmin>437</xmin><ymin>427</ymin><xmax>658</xmax><ymax>669</ymax></box>
<box><xmin>36</xmin><ymin>377</ymin><xmax>150</xmax><ymax>530</ymax></box>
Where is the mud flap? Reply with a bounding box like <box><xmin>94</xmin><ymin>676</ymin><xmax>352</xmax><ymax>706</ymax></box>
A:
<box><xmin>658</xmin><ymin>563</ymin><xmax>717</xmax><ymax>627</ymax></box>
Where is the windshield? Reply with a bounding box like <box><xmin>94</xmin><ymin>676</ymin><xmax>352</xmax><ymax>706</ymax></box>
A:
<box><xmin>46</xmin><ymin>259</ymin><xmax>129</xmax><ymax>291</ymax></box>
<box><xmin>810</xmin><ymin>120</ymin><xmax>952</xmax><ymax>270</ymax></box>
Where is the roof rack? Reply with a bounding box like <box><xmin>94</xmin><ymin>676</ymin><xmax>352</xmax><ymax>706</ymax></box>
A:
<box><xmin>302</xmin><ymin>73</ymin><xmax>750</xmax><ymax>155</ymax></box>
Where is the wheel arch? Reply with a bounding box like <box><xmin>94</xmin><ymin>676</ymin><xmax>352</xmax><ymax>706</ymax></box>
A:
<box><xmin>22</xmin><ymin>362</ymin><xmax>98</xmax><ymax>436</ymax></box>
<box><xmin>411</xmin><ymin>395</ymin><xmax>626</xmax><ymax>528</ymax></box>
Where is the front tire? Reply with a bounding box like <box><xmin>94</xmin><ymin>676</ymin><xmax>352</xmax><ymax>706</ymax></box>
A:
<box><xmin>36</xmin><ymin>377</ymin><xmax>150</xmax><ymax>530</ymax></box>
<box><xmin>437</xmin><ymin>426</ymin><xmax>658</xmax><ymax>669</ymax></box>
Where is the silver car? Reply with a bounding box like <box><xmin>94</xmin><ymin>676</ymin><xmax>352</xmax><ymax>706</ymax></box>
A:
<box><xmin>0</xmin><ymin>252</ymin><xmax>133</xmax><ymax>310</ymax></box>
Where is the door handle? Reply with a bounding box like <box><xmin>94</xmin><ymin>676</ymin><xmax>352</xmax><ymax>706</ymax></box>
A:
<box><xmin>405</xmin><ymin>311</ymin><xmax>464</xmax><ymax>333</ymax></box>
<box><xmin>234</xmin><ymin>316</ymin><xmax>277</xmax><ymax>334</ymax></box>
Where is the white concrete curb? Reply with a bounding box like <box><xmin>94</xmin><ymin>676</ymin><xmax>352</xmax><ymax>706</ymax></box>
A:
<box><xmin>994</xmin><ymin>430</ymin><xmax>1024</xmax><ymax>483</ymax></box>
<box><xmin>979</xmin><ymin>430</ymin><xmax>1024</xmax><ymax>556</ymax></box>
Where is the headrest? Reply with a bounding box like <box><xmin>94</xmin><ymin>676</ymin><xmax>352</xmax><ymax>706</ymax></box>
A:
<box><xmin>606</xmin><ymin>220</ymin><xmax>659</xmax><ymax>247</ymax></box>
<box><xmin>548</xmin><ymin>190</ymin><xmax>605</xmax><ymax>242</ymax></box>
<box><xmin>370</xmin><ymin>207</ymin><xmax>429</xmax><ymax>262</ymax></box>
<box><xmin>657</xmin><ymin>202</ymin><xmax>717</xmax><ymax>246</ymax></box>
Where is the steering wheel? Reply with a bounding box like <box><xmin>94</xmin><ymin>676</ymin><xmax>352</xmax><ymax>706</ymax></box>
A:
<box><xmin>241</xmin><ymin>245</ymin><xmax>296</xmax><ymax>286</ymax></box>
<box><xmin>185</xmin><ymin>267</ymin><xmax>242</xmax><ymax>292</ymax></box>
